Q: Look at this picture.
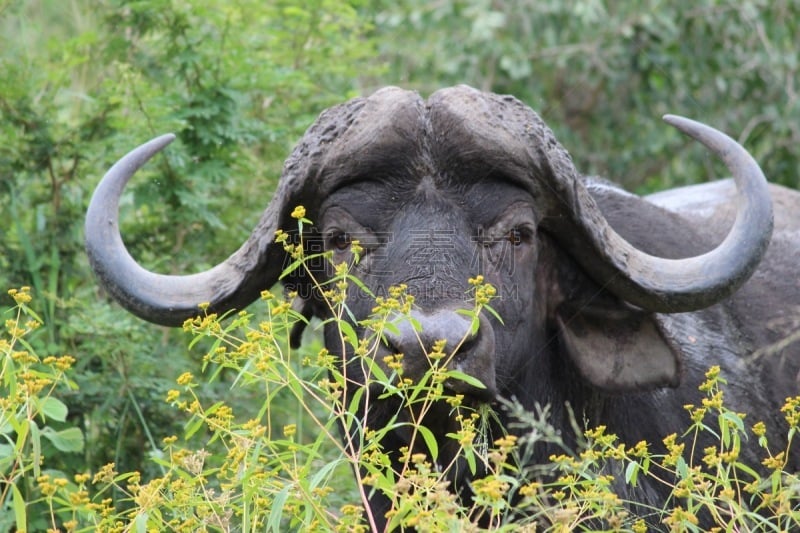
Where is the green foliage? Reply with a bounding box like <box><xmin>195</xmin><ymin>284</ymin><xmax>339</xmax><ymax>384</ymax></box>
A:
<box><xmin>1</xmin><ymin>287</ymin><xmax>85</xmax><ymax>532</ymax></box>
<box><xmin>0</xmin><ymin>0</ymin><xmax>378</xmax><ymax>515</ymax></box>
<box><xmin>1</xmin><ymin>236</ymin><xmax>798</xmax><ymax>530</ymax></box>
<box><xmin>369</xmin><ymin>0</ymin><xmax>800</xmax><ymax>192</ymax></box>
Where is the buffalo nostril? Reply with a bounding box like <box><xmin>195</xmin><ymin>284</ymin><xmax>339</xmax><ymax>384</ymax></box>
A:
<box><xmin>383</xmin><ymin>309</ymin><xmax>476</xmax><ymax>362</ymax></box>
<box><xmin>445</xmin><ymin>331</ymin><xmax>498</xmax><ymax>399</ymax></box>
<box><xmin>451</xmin><ymin>327</ymin><xmax>480</xmax><ymax>357</ymax></box>
<box><xmin>383</xmin><ymin>309</ymin><xmax>497</xmax><ymax>399</ymax></box>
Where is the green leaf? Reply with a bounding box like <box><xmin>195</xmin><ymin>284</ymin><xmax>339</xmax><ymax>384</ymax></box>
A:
<box><xmin>456</xmin><ymin>308</ymin><xmax>480</xmax><ymax>336</ymax></box>
<box><xmin>733</xmin><ymin>461</ymin><xmax>759</xmax><ymax>480</ymax></box>
<box><xmin>41</xmin><ymin>427</ymin><xmax>84</xmax><ymax>452</ymax></box>
<box><xmin>720</xmin><ymin>413</ymin><xmax>731</xmax><ymax>448</ymax></box>
<box><xmin>483</xmin><ymin>303</ymin><xmax>505</xmax><ymax>325</ymax></box>
<box><xmin>308</xmin><ymin>458</ymin><xmax>341</xmax><ymax>489</ymax></box>
<box><xmin>675</xmin><ymin>456</ymin><xmax>688</xmax><ymax>479</ymax></box>
<box><xmin>455</xmin><ymin>309</ymin><xmax>475</xmax><ymax>319</ymax></box>
<box><xmin>444</xmin><ymin>370</ymin><xmax>486</xmax><ymax>389</ymax></box>
<box><xmin>382</xmin><ymin>322</ymin><xmax>400</xmax><ymax>337</ymax></box>
<box><xmin>278</xmin><ymin>257</ymin><xmax>305</xmax><ymax>280</ymax></box>
<box><xmin>184</xmin><ymin>415</ymin><xmax>205</xmax><ymax>440</ymax></box>
<box><xmin>0</xmin><ymin>416</ymin><xmax>13</xmax><ymax>436</ymax></box>
<box><xmin>37</xmin><ymin>396</ymin><xmax>68</xmax><ymax>422</ymax></box>
<box><xmin>345</xmin><ymin>273</ymin><xmax>376</xmax><ymax>299</ymax></box>
<box><xmin>470</xmin><ymin>315</ymin><xmax>480</xmax><ymax>336</ymax></box>
<box><xmin>721</xmin><ymin>411</ymin><xmax>745</xmax><ymax>433</ymax></box>
<box><xmin>337</xmin><ymin>320</ymin><xmax>359</xmax><ymax>348</ymax></box>
<box><xmin>625</xmin><ymin>461</ymin><xmax>639</xmax><ymax>486</ymax></box>
<box><xmin>415</xmin><ymin>425</ymin><xmax>438</xmax><ymax>460</ymax></box>
<box><xmin>641</xmin><ymin>455</ymin><xmax>651</xmax><ymax>475</ymax></box>
<box><xmin>346</xmin><ymin>386</ymin><xmax>365</xmax><ymax>419</ymax></box>
<box><xmin>267</xmin><ymin>485</ymin><xmax>290</xmax><ymax>532</ymax></box>
<box><xmin>12</xmin><ymin>483</ymin><xmax>26</xmax><ymax>533</ymax></box>
<box><xmin>459</xmin><ymin>443</ymin><xmax>478</xmax><ymax>475</ymax></box>
<box><xmin>134</xmin><ymin>511</ymin><xmax>148</xmax><ymax>533</ymax></box>
<box><xmin>29</xmin><ymin>420</ymin><xmax>41</xmax><ymax>478</ymax></box>
<box><xmin>0</xmin><ymin>443</ymin><xmax>15</xmax><ymax>460</ymax></box>
<box><xmin>11</xmin><ymin>416</ymin><xmax>28</xmax><ymax>453</ymax></box>
<box><xmin>360</xmin><ymin>353</ymin><xmax>390</xmax><ymax>384</ymax></box>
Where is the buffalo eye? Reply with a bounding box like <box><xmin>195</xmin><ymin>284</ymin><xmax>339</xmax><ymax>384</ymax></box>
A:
<box><xmin>507</xmin><ymin>228</ymin><xmax>523</xmax><ymax>246</ymax></box>
<box><xmin>331</xmin><ymin>232</ymin><xmax>352</xmax><ymax>251</ymax></box>
<box><xmin>506</xmin><ymin>227</ymin><xmax>531</xmax><ymax>247</ymax></box>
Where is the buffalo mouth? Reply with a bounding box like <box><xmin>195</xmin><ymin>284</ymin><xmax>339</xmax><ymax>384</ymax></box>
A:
<box><xmin>362</xmin><ymin>370</ymin><xmax>497</xmax><ymax>407</ymax></box>
<box><xmin>442</xmin><ymin>353</ymin><xmax>499</xmax><ymax>403</ymax></box>
<box><xmin>443</xmin><ymin>379</ymin><xmax>498</xmax><ymax>406</ymax></box>
<box><xmin>363</xmin><ymin>358</ymin><xmax>499</xmax><ymax>407</ymax></box>
<box><xmin>390</xmin><ymin>389</ymin><xmax>502</xmax><ymax>484</ymax></box>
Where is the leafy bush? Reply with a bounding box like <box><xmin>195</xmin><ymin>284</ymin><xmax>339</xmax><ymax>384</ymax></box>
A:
<box><xmin>1</xmin><ymin>0</ymin><xmax>378</xmax><ymax>493</ymax></box>
<box><xmin>1</xmin><ymin>288</ymin><xmax>85</xmax><ymax>532</ymax></box>
<box><xmin>2</xmin><ymin>217</ymin><xmax>798</xmax><ymax>531</ymax></box>
<box><xmin>369</xmin><ymin>1</ymin><xmax>800</xmax><ymax>191</ymax></box>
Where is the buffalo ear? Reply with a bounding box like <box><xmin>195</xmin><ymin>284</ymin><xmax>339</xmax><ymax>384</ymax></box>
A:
<box><xmin>556</xmin><ymin>303</ymin><xmax>681</xmax><ymax>392</ymax></box>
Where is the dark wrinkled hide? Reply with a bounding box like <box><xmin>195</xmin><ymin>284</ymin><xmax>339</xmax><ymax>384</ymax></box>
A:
<box><xmin>86</xmin><ymin>86</ymin><xmax>800</xmax><ymax>531</ymax></box>
<box><xmin>306</xmin><ymin>100</ymin><xmax>799</xmax><ymax>528</ymax></box>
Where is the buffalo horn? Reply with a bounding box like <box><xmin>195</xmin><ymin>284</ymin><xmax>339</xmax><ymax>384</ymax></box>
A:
<box><xmin>547</xmin><ymin>115</ymin><xmax>773</xmax><ymax>313</ymax></box>
<box><xmin>85</xmin><ymin>134</ymin><xmax>291</xmax><ymax>326</ymax></box>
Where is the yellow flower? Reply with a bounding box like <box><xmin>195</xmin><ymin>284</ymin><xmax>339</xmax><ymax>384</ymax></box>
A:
<box><xmin>468</xmin><ymin>275</ymin><xmax>484</xmax><ymax>286</ymax></box>
<box><xmin>629</xmin><ymin>440</ymin><xmax>649</xmax><ymax>458</ymax></box>
<box><xmin>291</xmin><ymin>205</ymin><xmax>306</xmax><ymax>219</ymax></box>
<box><xmin>92</xmin><ymin>463</ymin><xmax>117</xmax><ymax>485</ymax></box>
<box><xmin>762</xmin><ymin>451</ymin><xmax>785</xmax><ymax>470</ymax></box>
<box><xmin>340</xmin><ymin>504</ymin><xmax>362</xmax><ymax>516</ymax></box>
<box><xmin>781</xmin><ymin>396</ymin><xmax>800</xmax><ymax>427</ymax></box>
<box><xmin>663</xmin><ymin>506</ymin><xmax>699</xmax><ymax>529</ymax></box>
<box><xmin>8</xmin><ymin>287</ymin><xmax>33</xmax><ymax>304</ymax></box>
<box><xmin>54</xmin><ymin>355</ymin><xmax>76</xmax><ymax>371</ymax></box>
<box><xmin>519</xmin><ymin>481</ymin><xmax>541</xmax><ymax>498</ymax></box>
<box><xmin>410</xmin><ymin>453</ymin><xmax>428</xmax><ymax>466</ymax></box>
<box><xmin>472</xmin><ymin>476</ymin><xmax>509</xmax><ymax>501</ymax></box>
<box><xmin>493</xmin><ymin>434</ymin><xmax>518</xmax><ymax>450</ymax></box>
<box><xmin>273</xmin><ymin>229</ymin><xmax>288</xmax><ymax>244</ymax></box>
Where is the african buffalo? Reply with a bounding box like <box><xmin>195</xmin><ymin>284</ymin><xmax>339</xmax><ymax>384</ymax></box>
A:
<box><xmin>86</xmin><ymin>85</ymin><xmax>799</xmax><ymax>529</ymax></box>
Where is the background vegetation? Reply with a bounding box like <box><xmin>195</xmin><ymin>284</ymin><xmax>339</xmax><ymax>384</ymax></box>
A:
<box><xmin>1</xmin><ymin>0</ymin><xmax>798</xmax><ymax>530</ymax></box>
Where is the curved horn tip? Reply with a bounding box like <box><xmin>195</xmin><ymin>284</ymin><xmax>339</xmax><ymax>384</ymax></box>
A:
<box><xmin>104</xmin><ymin>133</ymin><xmax>177</xmax><ymax>180</ymax></box>
<box><xmin>661</xmin><ymin>114</ymin><xmax>747</xmax><ymax>159</ymax></box>
<box><xmin>131</xmin><ymin>133</ymin><xmax>177</xmax><ymax>158</ymax></box>
<box><xmin>662</xmin><ymin>114</ymin><xmax>703</xmax><ymax>132</ymax></box>
<box><xmin>150</xmin><ymin>133</ymin><xmax>177</xmax><ymax>150</ymax></box>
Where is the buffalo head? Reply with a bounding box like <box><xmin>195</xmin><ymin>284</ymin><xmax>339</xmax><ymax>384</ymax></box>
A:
<box><xmin>86</xmin><ymin>85</ymin><xmax>771</xmax><ymax>387</ymax></box>
<box><xmin>85</xmin><ymin>85</ymin><xmax>777</xmax><ymax>526</ymax></box>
